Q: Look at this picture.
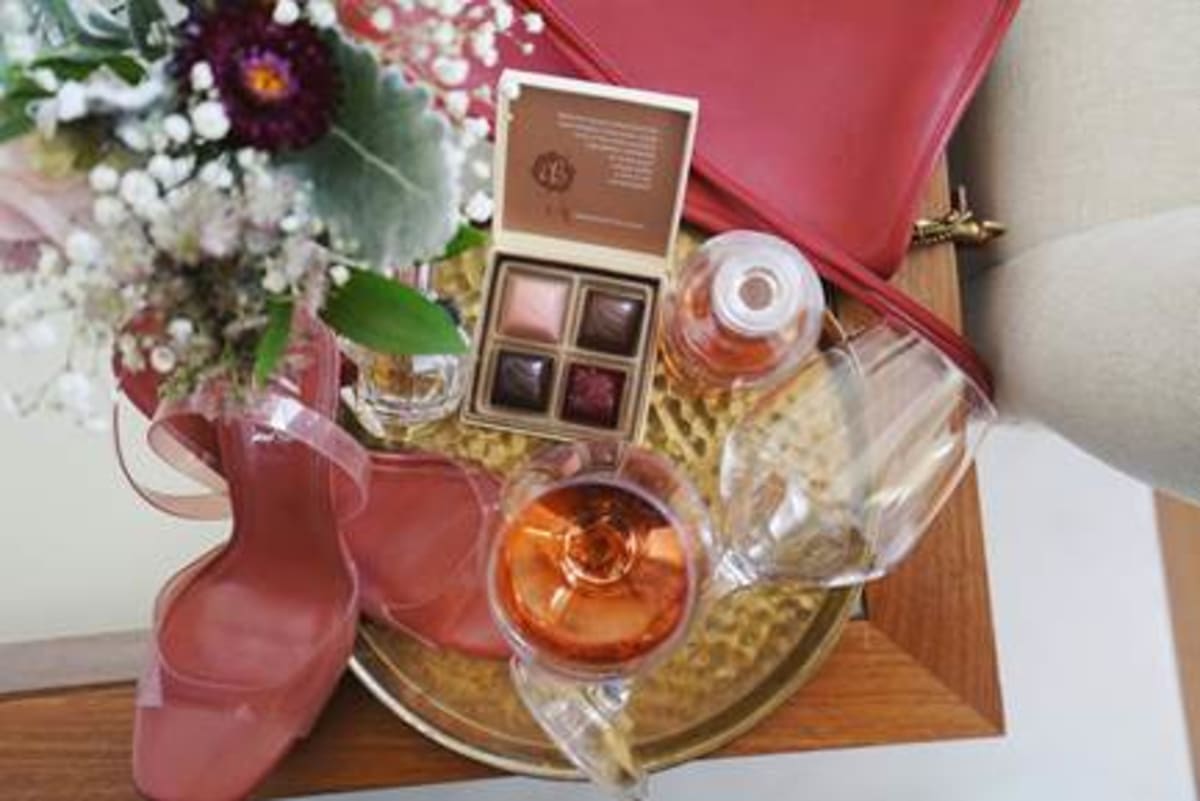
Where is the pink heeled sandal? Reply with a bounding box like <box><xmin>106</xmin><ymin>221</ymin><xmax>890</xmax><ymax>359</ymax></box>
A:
<box><xmin>342</xmin><ymin>451</ymin><xmax>510</xmax><ymax>659</ymax></box>
<box><xmin>132</xmin><ymin>320</ymin><xmax>367</xmax><ymax>801</ymax></box>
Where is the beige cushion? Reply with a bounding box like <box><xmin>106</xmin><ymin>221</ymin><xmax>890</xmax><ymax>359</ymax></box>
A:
<box><xmin>968</xmin><ymin>207</ymin><xmax>1200</xmax><ymax>501</ymax></box>
<box><xmin>955</xmin><ymin>0</ymin><xmax>1200</xmax><ymax>260</ymax></box>
<box><xmin>953</xmin><ymin>0</ymin><xmax>1200</xmax><ymax>498</ymax></box>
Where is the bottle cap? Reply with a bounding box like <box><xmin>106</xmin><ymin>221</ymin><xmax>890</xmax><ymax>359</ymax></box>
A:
<box><xmin>709</xmin><ymin>233</ymin><xmax>821</xmax><ymax>339</ymax></box>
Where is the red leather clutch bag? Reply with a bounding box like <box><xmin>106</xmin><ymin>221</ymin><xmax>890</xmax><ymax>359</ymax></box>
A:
<box><xmin>511</xmin><ymin>0</ymin><xmax>1020</xmax><ymax>395</ymax></box>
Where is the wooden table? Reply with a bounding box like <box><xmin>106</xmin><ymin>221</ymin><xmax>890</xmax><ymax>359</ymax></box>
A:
<box><xmin>0</xmin><ymin>162</ymin><xmax>1002</xmax><ymax>800</ymax></box>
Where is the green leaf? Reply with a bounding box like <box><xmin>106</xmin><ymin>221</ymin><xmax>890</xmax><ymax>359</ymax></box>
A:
<box><xmin>0</xmin><ymin>102</ymin><xmax>34</xmax><ymax>143</ymax></box>
<box><xmin>439</xmin><ymin>224</ymin><xmax>488</xmax><ymax>262</ymax></box>
<box><xmin>321</xmin><ymin>267</ymin><xmax>466</xmax><ymax>356</ymax></box>
<box><xmin>127</xmin><ymin>0</ymin><xmax>166</xmax><ymax>59</ymax></box>
<box><xmin>35</xmin><ymin>47</ymin><xmax>147</xmax><ymax>85</ymax></box>
<box><xmin>284</xmin><ymin>38</ymin><xmax>457</xmax><ymax>269</ymax></box>
<box><xmin>253</xmin><ymin>298</ymin><xmax>294</xmax><ymax>385</ymax></box>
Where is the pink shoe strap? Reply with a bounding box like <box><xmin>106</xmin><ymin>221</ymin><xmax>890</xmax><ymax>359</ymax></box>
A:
<box><xmin>114</xmin><ymin>389</ymin><xmax>370</xmax><ymax>522</ymax></box>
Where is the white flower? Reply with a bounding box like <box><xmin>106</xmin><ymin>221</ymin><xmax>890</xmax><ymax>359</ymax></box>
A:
<box><xmin>148</xmin><ymin>154</ymin><xmax>176</xmax><ymax>185</ymax></box>
<box><xmin>149</xmin><ymin>345</ymin><xmax>177</xmax><ymax>374</ymax></box>
<box><xmin>65</xmin><ymin>229</ymin><xmax>101</xmax><ymax>267</ymax></box>
<box><xmin>93</xmin><ymin>196</ymin><xmax>128</xmax><ymax>228</ymax></box>
<box><xmin>522</xmin><ymin>12</ymin><xmax>544</xmax><ymax>33</ymax></box>
<box><xmin>272</xmin><ymin>0</ymin><xmax>301</xmax><ymax>26</ymax></box>
<box><xmin>236</xmin><ymin>148</ymin><xmax>264</xmax><ymax>169</ymax></box>
<box><xmin>370</xmin><ymin>5</ymin><xmax>395</xmax><ymax>32</ymax></box>
<box><xmin>117</xmin><ymin>122</ymin><xmax>151</xmax><ymax>152</ymax></box>
<box><xmin>163</xmin><ymin>114</ymin><xmax>192</xmax><ymax>145</ymax></box>
<box><xmin>55</xmin><ymin>81</ymin><xmax>88</xmax><ymax>122</ymax></box>
<box><xmin>470</xmin><ymin>25</ymin><xmax>498</xmax><ymax>67</ymax></box>
<box><xmin>55</xmin><ymin>372</ymin><xmax>93</xmax><ymax>417</ymax></box>
<box><xmin>89</xmin><ymin>165</ymin><xmax>120</xmax><ymax>194</ymax></box>
<box><xmin>491</xmin><ymin>1</ymin><xmax>514</xmax><ymax>31</ymax></box>
<box><xmin>120</xmin><ymin>170</ymin><xmax>160</xmax><ymax>210</ymax></box>
<box><xmin>198</xmin><ymin>160</ymin><xmax>233</xmax><ymax>189</ymax></box>
<box><xmin>262</xmin><ymin>269</ymin><xmax>288</xmax><ymax>294</ymax></box>
<box><xmin>279</xmin><ymin>214</ymin><xmax>304</xmax><ymax>234</ymax></box>
<box><xmin>199</xmin><ymin>212</ymin><xmax>240</xmax><ymax>258</ymax></box>
<box><xmin>329</xmin><ymin>264</ymin><xmax>351</xmax><ymax>287</ymax></box>
<box><xmin>308</xmin><ymin>0</ymin><xmax>337</xmax><ymax>28</ymax></box>
<box><xmin>470</xmin><ymin>158</ymin><xmax>491</xmax><ymax>180</ymax></box>
<box><xmin>190</xmin><ymin>61</ymin><xmax>215</xmax><ymax>92</ymax></box>
<box><xmin>462</xmin><ymin>115</ymin><xmax>490</xmax><ymax>143</ymax></box>
<box><xmin>432</xmin><ymin>56</ymin><xmax>470</xmax><ymax>87</ymax></box>
<box><xmin>444</xmin><ymin>90</ymin><xmax>470</xmax><ymax>119</ymax></box>
<box><xmin>437</xmin><ymin>0</ymin><xmax>468</xmax><ymax>15</ymax></box>
<box><xmin>30</xmin><ymin>68</ymin><xmax>59</xmax><ymax>93</ymax></box>
<box><xmin>167</xmin><ymin>318</ymin><xmax>195</xmax><ymax>345</ymax></box>
<box><xmin>431</xmin><ymin>20</ymin><xmax>456</xmax><ymax>47</ymax></box>
<box><xmin>464</xmin><ymin>190</ymin><xmax>493</xmax><ymax>222</ymax></box>
<box><xmin>191</xmin><ymin>101</ymin><xmax>231</xmax><ymax>141</ymax></box>
<box><xmin>498</xmin><ymin>74</ymin><xmax>521</xmax><ymax>100</ymax></box>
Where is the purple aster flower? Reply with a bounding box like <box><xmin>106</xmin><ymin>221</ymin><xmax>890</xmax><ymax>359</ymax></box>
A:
<box><xmin>176</xmin><ymin>2</ymin><xmax>340</xmax><ymax>152</ymax></box>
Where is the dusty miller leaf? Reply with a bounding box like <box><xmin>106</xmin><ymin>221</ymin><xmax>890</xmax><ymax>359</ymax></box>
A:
<box><xmin>285</xmin><ymin>38</ymin><xmax>458</xmax><ymax>270</ymax></box>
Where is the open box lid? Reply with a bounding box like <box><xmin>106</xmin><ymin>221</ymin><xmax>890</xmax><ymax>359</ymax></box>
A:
<box><xmin>493</xmin><ymin>70</ymin><xmax>698</xmax><ymax>273</ymax></box>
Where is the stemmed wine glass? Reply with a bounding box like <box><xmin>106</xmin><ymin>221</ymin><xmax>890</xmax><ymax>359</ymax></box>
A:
<box><xmin>489</xmin><ymin>322</ymin><xmax>997</xmax><ymax>799</ymax></box>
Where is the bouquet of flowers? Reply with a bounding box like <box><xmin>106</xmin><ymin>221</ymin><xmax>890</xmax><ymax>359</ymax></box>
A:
<box><xmin>0</xmin><ymin>0</ymin><xmax>538</xmax><ymax>422</ymax></box>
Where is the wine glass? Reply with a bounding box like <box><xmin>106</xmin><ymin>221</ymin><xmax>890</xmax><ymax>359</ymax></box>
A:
<box><xmin>488</xmin><ymin>440</ymin><xmax>712</xmax><ymax>800</ymax></box>
<box><xmin>716</xmin><ymin>321</ymin><xmax>997</xmax><ymax>589</ymax></box>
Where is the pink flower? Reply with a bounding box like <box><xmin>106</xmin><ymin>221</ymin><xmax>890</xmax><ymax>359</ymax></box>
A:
<box><xmin>0</xmin><ymin>136</ymin><xmax>93</xmax><ymax>271</ymax></box>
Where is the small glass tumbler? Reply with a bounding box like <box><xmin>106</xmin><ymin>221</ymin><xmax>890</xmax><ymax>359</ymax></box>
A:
<box><xmin>345</xmin><ymin>265</ymin><xmax>471</xmax><ymax>437</ymax></box>
<box><xmin>489</xmin><ymin>440</ymin><xmax>713</xmax><ymax>799</ymax></box>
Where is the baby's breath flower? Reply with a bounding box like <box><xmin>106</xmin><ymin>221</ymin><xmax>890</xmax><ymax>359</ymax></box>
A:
<box><xmin>65</xmin><ymin>230</ymin><xmax>101</xmax><ymax>267</ymax></box>
<box><xmin>432</xmin><ymin>56</ymin><xmax>470</xmax><ymax>87</ymax></box>
<box><xmin>464</xmin><ymin>190</ymin><xmax>494</xmax><ymax>223</ymax></box>
<box><xmin>163</xmin><ymin>114</ymin><xmax>192</xmax><ymax>145</ymax></box>
<box><xmin>522</xmin><ymin>12</ymin><xmax>544</xmax><ymax>34</ymax></box>
<box><xmin>55</xmin><ymin>81</ymin><xmax>88</xmax><ymax>121</ymax></box>
<box><xmin>93</xmin><ymin>196</ymin><xmax>128</xmax><ymax>228</ymax></box>
<box><xmin>190</xmin><ymin>62</ymin><xmax>215</xmax><ymax>92</ymax></box>
<box><xmin>272</xmin><ymin>0</ymin><xmax>301</xmax><ymax>26</ymax></box>
<box><xmin>191</xmin><ymin>101</ymin><xmax>231</xmax><ymax>141</ymax></box>
<box><xmin>308</xmin><ymin>0</ymin><xmax>337</xmax><ymax>28</ymax></box>
<box><xmin>89</xmin><ymin>165</ymin><xmax>120</xmax><ymax>194</ymax></box>
<box><xmin>371</xmin><ymin>5</ymin><xmax>396</xmax><ymax>33</ymax></box>
<box><xmin>329</xmin><ymin>264</ymin><xmax>351</xmax><ymax>287</ymax></box>
<box><xmin>444</xmin><ymin>90</ymin><xmax>469</xmax><ymax>119</ymax></box>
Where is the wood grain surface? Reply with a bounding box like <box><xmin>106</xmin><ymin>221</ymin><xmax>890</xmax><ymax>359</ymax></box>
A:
<box><xmin>0</xmin><ymin>162</ymin><xmax>1003</xmax><ymax>800</ymax></box>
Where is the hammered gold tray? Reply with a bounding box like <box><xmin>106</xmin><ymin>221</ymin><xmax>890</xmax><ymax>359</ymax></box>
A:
<box><xmin>348</xmin><ymin>233</ymin><xmax>860</xmax><ymax>778</ymax></box>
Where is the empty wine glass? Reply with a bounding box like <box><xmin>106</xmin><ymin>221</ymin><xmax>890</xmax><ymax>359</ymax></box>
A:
<box><xmin>716</xmin><ymin>321</ymin><xmax>996</xmax><ymax>589</ymax></box>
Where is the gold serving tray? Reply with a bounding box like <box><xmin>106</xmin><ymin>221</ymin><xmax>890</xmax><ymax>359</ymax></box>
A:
<box><xmin>348</xmin><ymin>233</ymin><xmax>859</xmax><ymax>778</ymax></box>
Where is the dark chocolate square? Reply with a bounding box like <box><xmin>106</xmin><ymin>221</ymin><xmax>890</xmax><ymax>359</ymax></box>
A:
<box><xmin>491</xmin><ymin>351</ymin><xmax>554</xmax><ymax>412</ymax></box>
<box><xmin>562</xmin><ymin>363</ymin><xmax>627</xmax><ymax>429</ymax></box>
<box><xmin>576</xmin><ymin>291</ymin><xmax>645</xmax><ymax>356</ymax></box>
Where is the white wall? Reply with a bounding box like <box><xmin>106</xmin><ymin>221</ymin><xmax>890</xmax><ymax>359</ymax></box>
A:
<box><xmin>0</xmin><ymin>395</ymin><xmax>1192</xmax><ymax>798</ymax></box>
